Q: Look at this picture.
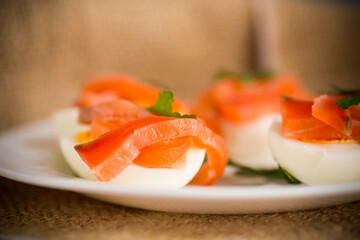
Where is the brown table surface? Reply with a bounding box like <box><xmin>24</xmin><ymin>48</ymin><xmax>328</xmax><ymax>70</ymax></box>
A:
<box><xmin>1</xmin><ymin>177</ymin><xmax>359</xmax><ymax>240</ymax></box>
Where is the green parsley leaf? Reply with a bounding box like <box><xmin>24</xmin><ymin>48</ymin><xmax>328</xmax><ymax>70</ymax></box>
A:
<box><xmin>336</xmin><ymin>95</ymin><xmax>360</xmax><ymax>110</ymax></box>
<box><xmin>214</xmin><ymin>70</ymin><xmax>252</xmax><ymax>81</ymax></box>
<box><xmin>228</xmin><ymin>160</ymin><xmax>301</xmax><ymax>184</ymax></box>
<box><xmin>331</xmin><ymin>85</ymin><xmax>360</xmax><ymax>95</ymax></box>
<box><xmin>228</xmin><ymin>160</ymin><xmax>284</xmax><ymax>179</ymax></box>
<box><xmin>148</xmin><ymin>91</ymin><xmax>197</xmax><ymax>119</ymax></box>
<box><xmin>148</xmin><ymin>91</ymin><xmax>173</xmax><ymax>115</ymax></box>
<box><xmin>278</xmin><ymin>165</ymin><xmax>301</xmax><ymax>184</ymax></box>
<box><xmin>254</xmin><ymin>69</ymin><xmax>276</xmax><ymax>79</ymax></box>
<box><xmin>214</xmin><ymin>69</ymin><xmax>275</xmax><ymax>82</ymax></box>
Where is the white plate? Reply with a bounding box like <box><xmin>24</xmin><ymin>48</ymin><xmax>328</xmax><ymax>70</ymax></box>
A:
<box><xmin>1</xmin><ymin>119</ymin><xmax>360</xmax><ymax>214</ymax></box>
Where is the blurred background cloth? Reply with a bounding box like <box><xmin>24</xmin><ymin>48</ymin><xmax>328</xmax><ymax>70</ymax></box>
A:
<box><xmin>1</xmin><ymin>0</ymin><xmax>360</xmax><ymax>131</ymax></box>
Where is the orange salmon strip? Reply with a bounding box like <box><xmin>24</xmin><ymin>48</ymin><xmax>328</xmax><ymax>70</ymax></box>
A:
<box><xmin>281</xmin><ymin>96</ymin><xmax>359</xmax><ymax>141</ymax></box>
<box><xmin>312</xmin><ymin>95</ymin><xmax>352</xmax><ymax>136</ymax></box>
<box><xmin>133</xmin><ymin>137</ymin><xmax>192</xmax><ymax>169</ymax></box>
<box><xmin>77</xmin><ymin>76</ymin><xmax>187</xmax><ymax>112</ymax></box>
<box><xmin>91</xmin><ymin>119</ymin><xmax>192</xmax><ymax>169</ymax></box>
<box><xmin>348</xmin><ymin>105</ymin><xmax>360</xmax><ymax>141</ymax></box>
<box><xmin>90</xmin><ymin>118</ymin><xmax>127</xmax><ymax>140</ymax></box>
<box><xmin>79</xmin><ymin>100</ymin><xmax>153</xmax><ymax>123</ymax></box>
<box><xmin>75</xmin><ymin>116</ymin><xmax>228</xmax><ymax>185</ymax></box>
<box><xmin>197</xmin><ymin>74</ymin><xmax>310</xmax><ymax>124</ymax></box>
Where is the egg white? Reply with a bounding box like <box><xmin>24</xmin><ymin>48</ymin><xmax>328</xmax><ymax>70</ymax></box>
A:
<box><xmin>268</xmin><ymin>116</ymin><xmax>360</xmax><ymax>184</ymax></box>
<box><xmin>220</xmin><ymin>114</ymin><xmax>278</xmax><ymax>169</ymax></box>
<box><xmin>52</xmin><ymin>107</ymin><xmax>81</xmax><ymax>136</ymax></box>
<box><xmin>53</xmin><ymin>108</ymin><xmax>206</xmax><ymax>189</ymax></box>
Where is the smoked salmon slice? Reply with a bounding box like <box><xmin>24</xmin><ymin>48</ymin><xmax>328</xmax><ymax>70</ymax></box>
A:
<box><xmin>77</xmin><ymin>76</ymin><xmax>188</xmax><ymax>113</ymax></box>
<box><xmin>90</xmin><ymin>120</ymin><xmax>192</xmax><ymax>170</ymax></box>
<box><xmin>312</xmin><ymin>95</ymin><xmax>352</xmax><ymax>136</ymax></box>
<box><xmin>132</xmin><ymin>137</ymin><xmax>192</xmax><ymax>169</ymax></box>
<box><xmin>78</xmin><ymin>99</ymin><xmax>154</xmax><ymax>140</ymax></box>
<box><xmin>79</xmin><ymin>100</ymin><xmax>153</xmax><ymax>123</ymax></box>
<box><xmin>75</xmin><ymin>116</ymin><xmax>228</xmax><ymax>185</ymax></box>
<box><xmin>281</xmin><ymin>96</ymin><xmax>359</xmax><ymax>141</ymax></box>
<box><xmin>89</xmin><ymin>118</ymin><xmax>127</xmax><ymax>140</ymax></box>
<box><xmin>197</xmin><ymin>73</ymin><xmax>310</xmax><ymax>124</ymax></box>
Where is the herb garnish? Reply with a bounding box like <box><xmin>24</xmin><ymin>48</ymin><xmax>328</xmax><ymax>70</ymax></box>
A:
<box><xmin>148</xmin><ymin>91</ymin><xmax>197</xmax><ymax>119</ymax></box>
<box><xmin>331</xmin><ymin>85</ymin><xmax>360</xmax><ymax>95</ymax></box>
<box><xmin>336</xmin><ymin>95</ymin><xmax>360</xmax><ymax>110</ymax></box>
<box><xmin>214</xmin><ymin>69</ymin><xmax>275</xmax><ymax>82</ymax></box>
<box><xmin>228</xmin><ymin>160</ymin><xmax>301</xmax><ymax>184</ymax></box>
<box><xmin>278</xmin><ymin>165</ymin><xmax>301</xmax><ymax>184</ymax></box>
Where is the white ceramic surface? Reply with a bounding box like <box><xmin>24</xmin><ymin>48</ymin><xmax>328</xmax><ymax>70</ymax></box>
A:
<box><xmin>0</xmin><ymin>119</ymin><xmax>359</xmax><ymax>214</ymax></box>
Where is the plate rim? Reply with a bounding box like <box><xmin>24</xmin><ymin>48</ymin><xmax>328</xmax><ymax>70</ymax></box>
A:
<box><xmin>1</xmin><ymin>166</ymin><xmax>360</xmax><ymax>200</ymax></box>
<box><xmin>1</xmin><ymin>118</ymin><xmax>360</xmax><ymax>213</ymax></box>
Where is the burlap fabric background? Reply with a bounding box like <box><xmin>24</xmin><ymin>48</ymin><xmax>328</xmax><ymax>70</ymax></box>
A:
<box><xmin>1</xmin><ymin>0</ymin><xmax>360</xmax><ymax>131</ymax></box>
<box><xmin>1</xmin><ymin>0</ymin><xmax>360</xmax><ymax>239</ymax></box>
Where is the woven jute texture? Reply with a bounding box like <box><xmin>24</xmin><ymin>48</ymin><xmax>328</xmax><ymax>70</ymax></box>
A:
<box><xmin>1</xmin><ymin>178</ymin><xmax>360</xmax><ymax>240</ymax></box>
<box><xmin>0</xmin><ymin>0</ymin><xmax>254</xmax><ymax>131</ymax></box>
<box><xmin>1</xmin><ymin>0</ymin><xmax>360</xmax><ymax>131</ymax></box>
<box><xmin>274</xmin><ymin>0</ymin><xmax>360</xmax><ymax>92</ymax></box>
<box><xmin>1</xmin><ymin>1</ymin><xmax>360</xmax><ymax>239</ymax></box>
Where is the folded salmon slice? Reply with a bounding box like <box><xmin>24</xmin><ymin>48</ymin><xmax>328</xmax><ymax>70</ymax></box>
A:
<box><xmin>78</xmin><ymin>101</ymin><xmax>192</xmax><ymax>172</ymax></box>
<box><xmin>133</xmin><ymin>137</ymin><xmax>192</xmax><ymax>169</ymax></box>
<box><xmin>90</xmin><ymin>118</ymin><xmax>127</xmax><ymax>140</ymax></box>
<box><xmin>197</xmin><ymin>74</ymin><xmax>310</xmax><ymax>125</ymax></box>
<box><xmin>79</xmin><ymin>100</ymin><xmax>153</xmax><ymax>124</ymax></box>
<box><xmin>91</xmin><ymin>119</ymin><xmax>192</xmax><ymax>169</ymax></box>
<box><xmin>312</xmin><ymin>95</ymin><xmax>352</xmax><ymax>136</ymax></box>
<box><xmin>281</xmin><ymin>96</ymin><xmax>359</xmax><ymax>141</ymax></box>
<box><xmin>75</xmin><ymin>116</ymin><xmax>228</xmax><ymax>185</ymax></box>
<box><xmin>77</xmin><ymin>76</ymin><xmax>187</xmax><ymax>113</ymax></box>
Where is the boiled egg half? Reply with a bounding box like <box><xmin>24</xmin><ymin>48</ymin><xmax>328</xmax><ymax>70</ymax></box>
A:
<box><xmin>268</xmin><ymin>117</ymin><xmax>360</xmax><ymax>184</ymax></box>
<box><xmin>52</xmin><ymin>108</ymin><xmax>206</xmax><ymax>189</ymax></box>
<box><xmin>221</xmin><ymin>114</ymin><xmax>278</xmax><ymax>169</ymax></box>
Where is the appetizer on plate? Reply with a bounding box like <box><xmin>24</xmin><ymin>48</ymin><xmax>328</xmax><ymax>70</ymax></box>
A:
<box><xmin>269</xmin><ymin>94</ymin><xmax>360</xmax><ymax>184</ymax></box>
<box><xmin>196</xmin><ymin>70</ymin><xmax>309</xmax><ymax>169</ymax></box>
<box><xmin>53</xmin><ymin>77</ymin><xmax>228</xmax><ymax>189</ymax></box>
